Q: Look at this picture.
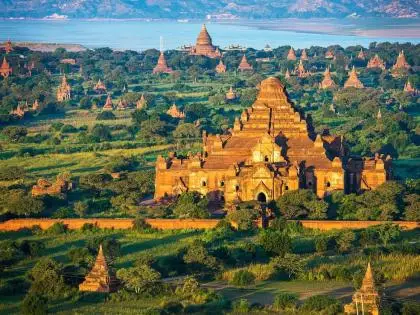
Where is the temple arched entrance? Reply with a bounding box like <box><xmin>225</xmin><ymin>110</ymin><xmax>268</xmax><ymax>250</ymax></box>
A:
<box><xmin>257</xmin><ymin>192</ymin><xmax>267</xmax><ymax>203</ymax></box>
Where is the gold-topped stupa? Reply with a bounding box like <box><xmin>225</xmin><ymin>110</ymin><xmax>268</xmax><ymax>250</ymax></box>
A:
<box><xmin>344</xmin><ymin>66</ymin><xmax>364</xmax><ymax>89</ymax></box>
<box><xmin>367</xmin><ymin>54</ymin><xmax>386</xmax><ymax>70</ymax></box>
<box><xmin>319</xmin><ymin>67</ymin><xmax>336</xmax><ymax>89</ymax></box>
<box><xmin>103</xmin><ymin>94</ymin><xmax>114</xmax><ymax>111</ymax></box>
<box><xmin>189</xmin><ymin>24</ymin><xmax>221</xmax><ymax>58</ymax></box>
<box><xmin>226</xmin><ymin>87</ymin><xmax>237</xmax><ymax>100</ymax></box>
<box><xmin>238</xmin><ymin>55</ymin><xmax>253</xmax><ymax>72</ymax></box>
<box><xmin>215</xmin><ymin>59</ymin><xmax>226</xmax><ymax>73</ymax></box>
<box><xmin>0</xmin><ymin>57</ymin><xmax>12</xmax><ymax>78</ymax></box>
<box><xmin>153</xmin><ymin>52</ymin><xmax>173</xmax><ymax>74</ymax></box>
<box><xmin>287</xmin><ymin>47</ymin><xmax>296</xmax><ymax>61</ymax></box>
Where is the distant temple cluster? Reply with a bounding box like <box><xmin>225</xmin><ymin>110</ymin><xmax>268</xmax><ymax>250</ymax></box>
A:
<box><xmin>154</xmin><ymin>77</ymin><xmax>392</xmax><ymax>203</ymax></box>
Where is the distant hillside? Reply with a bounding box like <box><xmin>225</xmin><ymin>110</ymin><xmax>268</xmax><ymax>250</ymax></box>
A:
<box><xmin>1</xmin><ymin>0</ymin><xmax>418</xmax><ymax>19</ymax></box>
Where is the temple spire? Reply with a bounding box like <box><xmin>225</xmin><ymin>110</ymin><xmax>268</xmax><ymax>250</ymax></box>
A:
<box><xmin>238</xmin><ymin>55</ymin><xmax>253</xmax><ymax>72</ymax></box>
<box><xmin>287</xmin><ymin>47</ymin><xmax>296</xmax><ymax>61</ymax></box>
<box><xmin>215</xmin><ymin>59</ymin><xmax>226</xmax><ymax>73</ymax></box>
<box><xmin>344</xmin><ymin>66</ymin><xmax>364</xmax><ymax>89</ymax></box>
<box><xmin>153</xmin><ymin>51</ymin><xmax>173</xmax><ymax>74</ymax></box>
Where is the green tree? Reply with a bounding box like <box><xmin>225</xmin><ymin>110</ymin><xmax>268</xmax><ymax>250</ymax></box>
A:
<box><xmin>336</xmin><ymin>231</ymin><xmax>355</xmax><ymax>253</ymax></box>
<box><xmin>226</xmin><ymin>208</ymin><xmax>259</xmax><ymax>231</ymax></box>
<box><xmin>117</xmin><ymin>264</ymin><xmax>161</xmax><ymax>294</ymax></box>
<box><xmin>21</xmin><ymin>293</ymin><xmax>47</xmax><ymax>315</ymax></box>
<box><xmin>273</xmin><ymin>293</ymin><xmax>298</xmax><ymax>311</ymax></box>
<box><xmin>183</xmin><ymin>240</ymin><xmax>218</xmax><ymax>270</ymax></box>
<box><xmin>258</xmin><ymin>230</ymin><xmax>291</xmax><ymax>257</ymax></box>
<box><xmin>2</xmin><ymin>126</ymin><xmax>27</xmax><ymax>142</ymax></box>
<box><xmin>376</xmin><ymin>224</ymin><xmax>401</xmax><ymax>246</ymax></box>
<box><xmin>276</xmin><ymin>189</ymin><xmax>328</xmax><ymax>219</ymax></box>
<box><xmin>230</xmin><ymin>270</ymin><xmax>255</xmax><ymax>288</ymax></box>
<box><xmin>74</xmin><ymin>201</ymin><xmax>89</xmax><ymax>217</ymax></box>
<box><xmin>173</xmin><ymin>192</ymin><xmax>209</xmax><ymax>219</ymax></box>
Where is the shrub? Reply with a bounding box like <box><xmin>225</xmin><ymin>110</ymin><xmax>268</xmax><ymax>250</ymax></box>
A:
<box><xmin>273</xmin><ymin>293</ymin><xmax>298</xmax><ymax>311</ymax></box>
<box><xmin>19</xmin><ymin>240</ymin><xmax>45</xmax><ymax>258</ymax></box>
<box><xmin>402</xmin><ymin>302</ymin><xmax>420</xmax><ymax>315</ymax></box>
<box><xmin>232</xmin><ymin>299</ymin><xmax>251</xmax><ymax>313</ymax></box>
<box><xmin>226</xmin><ymin>208</ymin><xmax>258</xmax><ymax>231</ymax></box>
<box><xmin>52</xmin><ymin>207</ymin><xmax>76</xmax><ymax>218</ymax></box>
<box><xmin>0</xmin><ymin>166</ymin><xmax>25</xmax><ymax>181</ymax></box>
<box><xmin>302</xmin><ymin>295</ymin><xmax>342</xmax><ymax>313</ymax></box>
<box><xmin>173</xmin><ymin>192</ymin><xmax>209</xmax><ymax>219</ymax></box>
<box><xmin>258</xmin><ymin>230</ymin><xmax>291</xmax><ymax>257</ymax></box>
<box><xmin>80</xmin><ymin>223</ymin><xmax>100</xmax><ymax>233</ymax></box>
<box><xmin>44</xmin><ymin>222</ymin><xmax>68</xmax><ymax>235</ymax></box>
<box><xmin>21</xmin><ymin>293</ymin><xmax>47</xmax><ymax>315</ymax></box>
<box><xmin>60</xmin><ymin>124</ymin><xmax>77</xmax><ymax>133</ymax></box>
<box><xmin>230</xmin><ymin>270</ymin><xmax>255</xmax><ymax>288</ymax></box>
<box><xmin>2</xmin><ymin>126</ymin><xmax>27</xmax><ymax>142</ymax></box>
<box><xmin>74</xmin><ymin>201</ymin><xmax>89</xmax><ymax>217</ymax></box>
<box><xmin>336</xmin><ymin>231</ymin><xmax>355</xmax><ymax>253</ymax></box>
<box><xmin>133</xmin><ymin>217</ymin><xmax>152</xmax><ymax>231</ymax></box>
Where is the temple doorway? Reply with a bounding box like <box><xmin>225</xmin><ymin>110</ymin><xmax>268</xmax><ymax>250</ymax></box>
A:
<box><xmin>257</xmin><ymin>192</ymin><xmax>267</xmax><ymax>203</ymax></box>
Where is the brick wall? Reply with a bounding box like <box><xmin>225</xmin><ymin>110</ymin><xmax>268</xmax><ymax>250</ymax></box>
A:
<box><xmin>0</xmin><ymin>218</ymin><xmax>417</xmax><ymax>232</ymax></box>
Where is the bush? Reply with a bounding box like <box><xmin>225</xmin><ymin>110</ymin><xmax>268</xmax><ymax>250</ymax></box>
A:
<box><xmin>133</xmin><ymin>217</ymin><xmax>152</xmax><ymax>231</ymax></box>
<box><xmin>301</xmin><ymin>295</ymin><xmax>343</xmax><ymax>313</ymax></box>
<box><xmin>52</xmin><ymin>207</ymin><xmax>76</xmax><ymax>218</ymax></box>
<box><xmin>232</xmin><ymin>299</ymin><xmax>251</xmax><ymax>313</ymax></box>
<box><xmin>273</xmin><ymin>293</ymin><xmax>298</xmax><ymax>311</ymax></box>
<box><xmin>0</xmin><ymin>166</ymin><xmax>25</xmax><ymax>181</ymax></box>
<box><xmin>402</xmin><ymin>302</ymin><xmax>420</xmax><ymax>315</ymax></box>
<box><xmin>230</xmin><ymin>270</ymin><xmax>255</xmax><ymax>288</ymax></box>
<box><xmin>80</xmin><ymin>223</ymin><xmax>100</xmax><ymax>233</ymax></box>
<box><xmin>2</xmin><ymin>126</ymin><xmax>27</xmax><ymax>142</ymax></box>
<box><xmin>315</xmin><ymin>236</ymin><xmax>330</xmax><ymax>253</ymax></box>
<box><xmin>60</xmin><ymin>124</ymin><xmax>77</xmax><ymax>133</ymax></box>
<box><xmin>226</xmin><ymin>208</ymin><xmax>259</xmax><ymax>231</ymax></box>
<box><xmin>44</xmin><ymin>222</ymin><xmax>68</xmax><ymax>235</ymax></box>
<box><xmin>21</xmin><ymin>293</ymin><xmax>47</xmax><ymax>315</ymax></box>
<box><xmin>258</xmin><ymin>230</ymin><xmax>291</xmax><ymax>257</ymax></box>
<box><xmin>173</xmin><ymin>192</ymin><xmax>209</xmax><ymax>219</ymax></box>
<box><xmin>19</xmin><ymin>240</ymin><xmax>45</xmax><ymax>257</ymax></box>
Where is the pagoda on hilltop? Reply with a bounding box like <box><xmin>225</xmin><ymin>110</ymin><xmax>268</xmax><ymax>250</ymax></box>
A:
<box><xmin>367</xmin><ymin>54</ymin><xmax>386</xmax><ymax>70</ymax></box>
<box><xmin>287</xmin><ymin>47</ymin><xmax>296</xmax><ymax>61</ymax></box>
<box><xmin>295</xmin><ymin>59</ymin><xmax>310</xmax><ymax>78</ymax></box>
<box><xmin>103</xmin><ymin>94</ymin><xmax>114</xmax><ymax>111</ymax></box>
<box><xmin>153</xmin><ymin>52</ymin><xmax>173</xmax><ymax>74</ymax></box>
<box><xmin>0</xmin><ymin>57</ymin><xmax>12</xmax><ymax>78</ymax></box>
<box><xmin>319</xmin><ymin>67</ymin><xmax>336</xmax><ymax>89</ymax></box>
<box><xmin>325</xmin><ymin>50</ymin><xmax>335</xmax><ymax>59</ymax></box>
<box><xmin>56</xmin><ymin>75</ymin><xmax>71</xmax><ymax>101</ymax></box>
<box><xmin>94</xmin><ymin>79</ymin><xmax>107</xmax><ymax>93</ymax></box>
<box><xmin>167</xmin><ymin>103</ymin><xmax>185</xmax><ymax>118</ymax></box>
<box><xmin>4</xmin><ymin>39</ymin><xmax>13</xmax><ymax>54</ymax></box>
<box><xmin>392</xmin><ymin>50</ymin><xmax>411</xmax><ymax>77</ymax></box>
<box><xmin>79</xmin><ymin>245</ymin><xmax>117</xmax><ymax>293</ymax></box>
<box><xmin>404</xmin><ymin>80</ymin><xmax>417</xmax><ymax>95</ymax></box>
<box><xmin>300</xmin><ymin>49</ymin><xmax>309</xmax><ymax>61</ymax></box>
<box><xmin>226</xmin><ymin>87</ymin><xmax>237</xmax><ymax>100</ymax></box>
<box><xmin>154</xmin><ymin>77</ymin><xmax>391</xmax><ymax>203</ymax></box>
<box><xmin>238</xmin><ymin>55</ymin><xmax>253</xmax><ymax>72</ymax></box>
<box><xmin>136</xmin><ymin>94</ymin><xmax>147</xmax><ymax>110</ymax></box>
<box><xmin>357</xmin><ymin>48</ymin><xmax>367</xmax><ymax>60</ymax></box>
<box><xmin>190</xmin><ymin>24</ymin><xmax>221</xmax><ymax>58</ymax></box>
<box><xmin>344</xmin><ymin>66</ymin><xmax>364</xmax><ymax>89</ymax></box>
<box><xmin>345</xmin><ymin>263</ymin><xmax>381</xmax><ymax>315</ymax></box>
<box><xmin>215</xmin><ymin>59</ymin><xmax>226</xmax><ymax>73</ymax></box>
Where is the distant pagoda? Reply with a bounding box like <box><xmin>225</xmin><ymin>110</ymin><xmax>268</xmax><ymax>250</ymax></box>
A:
<box><xmin>167</xmin><ymin>103</ymin><xmax>185</xmax><ymax>118</ymax></box>
<box><xmin>392</xmin><ymin>50</ymin><xmax>411</xmax><ymax>77</ymax></box>
<box><xmin>295</xmin><ymin>59</ymin><xmax>310</xmax><ymax>78</ymax></box>
<box><xmin>117</xmin><ymin>99</ymin><xmax>128</xmax><ymax>110</ymax></box>
<box><xmin>0</xmin><ymin>57</ymin><xmax>12</xmax><ymax>78</ymax></box>
<box><xmin>319</xmin><ymin>66</ymin><xmax>336</xmax><ymax>89</ymax></box>
<box><xmin>344</xmin><ymin>66</ymin><xmax>364</xmax><ymax>89</ymax></box>
<box><xmin>103</xmin><ymin>94</ymin><xmax>114</xmax><ymax>111</ymax></box>
<box><xmin>94</xmin><ymin>79</ymin><xmax>107</xmax><ymax>92</ymax></box>
<box><xmin>287</xmin><ymin>47</ymin><xmax>296</xmax><ymax>61</ymax></box>
<box><xmin>56</xmin><ymin>75</ymin><xmax>71</xmax><ymax>102</ymax></box>
<box><xmin>325</xmin><ymin>50</ymin><xmax>335</xmax><ymax>59</ymax></box>
<box><xmin>215</xmin><ymin>59</ymin><xmax>226</xmax><ymax>73</ymax></box>
<box><xmin>238</xmin><ymin>55</ymin><xmax>253</xmax><ymax>72</ymax></box>
<box><xmin>153</xmin><ymin>52</ymin><xmax>173</xmax><ymax>74</ymax></box>
<box><xmin>404</xmin><ymin>80</ymin><xmax>417</xmax><ymax>95</ymax></box>
<box><xmin>284</xmin><ymin>69</ymin><xmax>291</xmax><ymax>80</ymax></box>
<box><xmin>300</xmin><ymin>49</ymin><xmax>309</xmax><ymax>61</ymax></box>
<box><xmin>367</xmin><ymin>54</ymin><xmax>386</xmax><ymax>70</ymax></box>
<box><xmin>10</xmin><ymin>104</ymin><xmax>26</xmax><ymax>118</ymax></box>
<box><xmin>189</xmin><ymin>24</ymin><xmax>221</xmax><ymax>58</ymax></box>
<box><xmin>344</xmin><ymin>263</ymin><xmax>381</xmax><ymax>315</ymax></box>
<box><xmin>377</xmin><ymin>108</ymin><xmax>382</xmax><ymax>120</ymax></box>
<box><xmin>357</xmin><ymin>48</ymin><xmax>367</xmax><ymax>60</ymax></box>
<box><xmin>4</xmin><ymin>39</ymin><xmax>13</xmax><ymax>54</ymax></box>
<box><xmin>225</xmin><ymin>87</ymin><xmax>237</xmax><ymax>100</ymax></box>
<box><xmin>79</xmin><ymin>245</ymin><xmax>117</xmax><ymax>293</ymax></box>
<box><xmin>32</xmin><ymin>99</ymin><xmax>40</xmax><ymax>111</ymax></box>
<box><xmin>136</xmin><ymin>94</ymin><xmax>147</xmax><ymax>110</ymax></box>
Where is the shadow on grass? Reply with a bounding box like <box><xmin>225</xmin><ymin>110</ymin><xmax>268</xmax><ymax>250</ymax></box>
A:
<box><xmin>48</xmin><ymin>292</ymin><xmax>108</xmax><ymax>314</ymax></box>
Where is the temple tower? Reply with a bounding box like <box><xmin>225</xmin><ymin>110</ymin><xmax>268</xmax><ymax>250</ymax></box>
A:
<box><xmin>301</xmin><ymin>49</ymin><xmax>308</xmax><ymax>61</ymax></box>
<box><xmin>94</xmin><ymin>79</ymin><xmax>107</xmax><ymax>92</ymax></box>
<box><xmin>367</xmin><ymin>54</ymin><xmax>386</xmax><ymax>70</ymax></box>
<box><xmin>190</xmin><ymin>24</ymin><xmax>221</xmax><ymax>58</ymax></box>
<box><xmin>238</xmin><ymin>55</ymin><xmax>253</xmax><ymax>72</ymax></box>
<box><xmin>136</xmin><ymin>94</ymin><xmax>147</xmax><ymax>109</ymax></box>
<box><xmin>56</xmin><ymin>75</ymin><xmax>71</xmax><ymax>101</ymax></box>
<box><xmin>103</xmin><ymin>94</ymin><xmax>114</xmax><ymax>111</ymax></box>
<box><xmin>167</xmin><ymin>103</ymin><xmax>185</xmax><ymax>118</ymax></box>
<box><xmin>0</xmin><ymin>57</ymin><xmax>12</xmax><ymax>78</ymax></box>
<box><xmin>4</xmin><ymin>39</ymin><xmax>13</xmax><ymax>54</ymax></box>
<box><xmin>319</xmin><ymin>66</ymin><xmax>336</xmax><ymax>89</ymax></box>
<box><xmin>392</xmin><ymin>50</ymin><xmax>411</xmax><ymax>77</ymax></box>
<box><xmin>344</xmin><ymin>263</ymin><xmax>381</xmax><ymax>315</ymax></box>
<box><xmin>287</xmin><ymin>47</ymin><xmax>296</xmax><ymax>61</ymax></box>
<box><xmin>404</xmin><ymin>80</ymin><xmax>417</xmax><ymax>95</ymax></box>
<box><xmin>357</xmin><ymin>48</ymin><xmax>366</xmax><ymax>60</ymax></box>
<box><xmin>215</xmin><ymin>59</ymin><xmax>226</xmax><ymax>73</ymax></box>
<box><xmin>344</xmin><ymin>66</ymin><xmax>364</xmax><ymax>89</ymax></box>
<box><xmin>226</xmin><ymin>87</ymin><xmax>237</xmax><ymax>100</ymax></box>
<box><xmin>79</xmin><ymin>245</ymin><xmax>117</xmax><ymax>293</ymax></box>
<box><xmin>153</xmin><ymin>52</ymin><xmax>173</xmax><ymax>74</ymax></box>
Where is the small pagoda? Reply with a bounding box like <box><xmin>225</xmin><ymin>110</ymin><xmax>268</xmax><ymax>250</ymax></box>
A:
<box><xmin>153</xmin><ymin>52</ymin><xmax>173</xmax><ymax>74</ymax></box>
<box><xmin>238</xmin><ymin>55</ymin><xmax>253</xmax><ymax>72</ymax></box>
<box><xmin>287</xmin><ymin>47</ymin><xmax>296</xmax><ymax>61</ymax></box>
<box><xmin>103</xmin><ymin>94</ymin><xmax>114</xmax><ymax>111</ymax></box>
<box><xmin>295</xmin><ymin>59</ymin><xmax>310</xmax><ymax>78</ymax></box>
<box><xmin>215</xmin><ymin>59</ymin><xmax>226</xmax><ymax>73</ymax></box>
<box><xmin>56</xmin><ymin>75</ymin><xmax>71</xmax><ymax>102</ymax></box>
<box><xmin>344</xmin><ymin>66</ymin><xmax>364</xmax><ymax>89</ymax></box>
<box><xmin>0</xmin><ymin>57</ymin><xmax>12</xmax><ymax>78</ymax></box>
<box><xmin>300</xmin><ymin>49</ymin><xmax>309</xmax><ymax>61</ymax></box>
<box><xmin>377</xmin><ymin>108</ymin><xmax>382</xmax><ymax>120</ymax></box>
<box><xmin>10</xmin><ymin>104</ymin><xmax>26</xmax><ymax>118</ymax></box>
<box><xmin>189</xmin><ymin>24</ymin><xmax>221</xmax><ymax>58</ymax></box>
<box><xmin>117</xmin><ymin>99</ymin><xmax>128</xmax><ymax>110</ymax></box>
<box><xmin>167</xmin><ymin>103</ymin><xmax>185</xmax><ymax>118</ymax></box>
<box><xmin>79</xmin><ymin>245</ymin><xmax>117</xmax><ymax>293</ymax></box>
<box><xmin>344</xmin><ymin>263</ymin><xmax>381</xmax><ymax>315</ymax></box>
<box><xmin>284</xmin><ymin>69</ymin><xmax>291</xmax><ymax>80</ymax></box>
<box><xmin>4</xmin><ymin>39</ymin><xmax>13</xmax><ymax>54</ymax></box>
<box><xmin>136</xmin><ymin>94</ymin><xmax>147</xmax><ymax>110</ymax></box>
<box><xmin>404</xmin><ymin>80</ymin><xmax>417</xmax><ymax>95</ymax></box>
<box><xmin>319</xmin><ymin>67</ymin><xmax>336</xmax><ymax>89</ymax></box>
<box><xmin>391</xmin><ymin>50</ymin><xmax>411</xmax><ymax>77</ymax></box>
<box><xmin>367</xmin><ymin>54</ymin><xmax>386</xmax><ymax>70</ymax></box>
<box><xmin>357</xmin><ymin>48</ymin><xmax>367</xmax><ymax>60</ymax></box>
<box><xmin>225</xmin><ymin>87</ymin><xmax>237</xmax><ymax>100</ymax></box>
<box><xmin>94</xmin><ymin>79</ymin><xmax>107</xmax><ymax>93</ymax></box>
<box><xmin>32</xmin><ymin>100</ymin><xmax>40</xmax><ymax>111</ymax></box>
<box><xmin>325</xmin><ymin>50</ymin><xmax>335</xmax><ymax>59</ymax></box>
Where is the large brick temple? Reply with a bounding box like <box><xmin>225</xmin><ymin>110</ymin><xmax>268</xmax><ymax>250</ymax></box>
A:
<box><xmin>154</xmin><ymin>77</ymin><xmax>391</xmax><ymax>203</ymax></box>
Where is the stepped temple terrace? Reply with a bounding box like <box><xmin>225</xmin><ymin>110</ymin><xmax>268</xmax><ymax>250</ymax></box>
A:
<box><xmin>189</xmin><ymin>24</ymin><xmax>221</xmax><ymax>58</ymax></box>
<box><xmin>345</xmin><ymin>263</ymin><xmax>381</xmax><ymax>315</ymax></box>
<box><xmin>56</xmin><ymin>75</ymin><xmax>71</xmax><ymax>101</ymax></box>
<box><xmin>154</xmin><ymin>77</ymin><xmax>391</xmax><ymax>203</ymax></box>
<box><xmin>153</xmin><ymin>52</ymin><xmax>173</xmax><ymax>74</ymax></box>
<box><xmin>79</xmin><ymin>245</ymin><xmax>117</xmax><ymax>293</ymax></box>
